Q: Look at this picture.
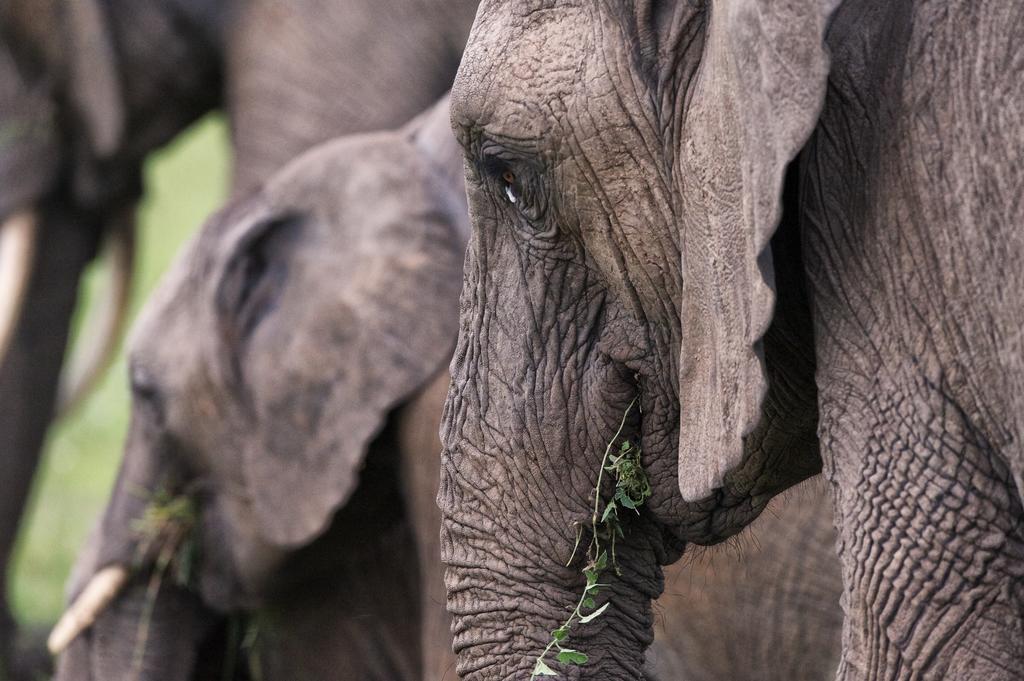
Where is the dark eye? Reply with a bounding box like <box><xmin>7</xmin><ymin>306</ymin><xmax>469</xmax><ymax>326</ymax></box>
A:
<box><xmin>129</xmin><ymin>360</ymin><xmax>165</xmax><ymax>421</ymax></box>
<box><xmin>501</xmin><ymin>169</ymin><xmax>520</xmax><ymax>205</ymax></box>
<box><xmin>483</xmin><ymin>156</ymin><xmax>549</xmax><ymax>229</ymax></box>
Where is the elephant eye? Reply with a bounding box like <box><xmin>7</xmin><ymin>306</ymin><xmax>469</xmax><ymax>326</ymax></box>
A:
<box><xmin>129</xmin><ymin>359</ymin><xmax>166</xmax><ymax>424</ymax></box>
<box><xmin>501</xmin><ymin>170</ymin><xmax>520</xmax><ymax>204</ymax></box>
<box><xmin>130</xmin><ymin>362</ymin><xmax>159</xmax><ymax>401</ymax></box>
<box><xmin>478</xmin><ymin>147</ymin><xmax>551</xmax><ymax>235</ymax></box>
<box><xmin>497</xmin><ymin>164</ymin><xmax>548</xmax><ymax>225</ymax></box>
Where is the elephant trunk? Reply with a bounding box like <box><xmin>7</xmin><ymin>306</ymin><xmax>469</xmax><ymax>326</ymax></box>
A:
<box><xmin>0</xmin><ymin>207</ymin><xmax>99</xmax><ymax>681</ymax></box>
<box><xmin>54</xmin><ymin>576</ymin><xmax>218</xmax><ymax>681</ymax></box>
<box><xmin>52</xmin><ymin>414</ymin><xmax>230</xmax><ymax>680</ymax></box>
<box><xmin>439</xmin><ymin>450</ymin><xmax>669</xmax><ymax>681</ymax></box>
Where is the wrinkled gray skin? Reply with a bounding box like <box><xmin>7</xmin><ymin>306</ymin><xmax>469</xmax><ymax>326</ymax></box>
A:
<box><xmin>440</xmin><ymin>1</ymin><xmax>1024</xmax><ymax>679</ymax></box>
<box><xmin>0</xmin><ymin>0</ymin><xmax>478</xmax><ymax>676</ymax></box>
<box><xmin>55</xmin><ymin>99</ymin><xmax>470</xmax><ymax>681</ymax></box>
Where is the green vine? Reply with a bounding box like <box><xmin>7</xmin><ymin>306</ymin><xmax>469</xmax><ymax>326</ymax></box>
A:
<box><xmin>128</xmin><ymin>488</ymin><xmax>199</xmax><ymax>677</ymax></box>
<box><xmin>531</xmin><ymin>398</ymin><xmax>651</xmax><ymax>678</ymax></box>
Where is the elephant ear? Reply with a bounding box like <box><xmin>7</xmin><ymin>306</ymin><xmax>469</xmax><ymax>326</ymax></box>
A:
<box><xmin>214</xmin><ymin>136</ymin><xmax>467</xmax><ymax>547</ymax></box>
<box><xmin>65</xmin><ymin>0</ymin><xmax>125</xmax><ymax>157</ymax></box>
<box><xmin>675</xmin><ymin>0</ymin><xmax>838</xmax><ymax>501</ymax></box>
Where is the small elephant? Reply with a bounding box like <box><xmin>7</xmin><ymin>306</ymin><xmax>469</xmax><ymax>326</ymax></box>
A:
<box><xmin>0</xmin><ymin>2</ymin><xmax>478</xmax><ymax>672</ymax></box>
<box><xmin>438</xmin><ymin>0</ymin><xmax>1024</xmax><ymax>679</ymax></box>
<box><xmin>52</xmin><ymin>97</ymin><xmax>470</xmax><ymax>681</ymax></box>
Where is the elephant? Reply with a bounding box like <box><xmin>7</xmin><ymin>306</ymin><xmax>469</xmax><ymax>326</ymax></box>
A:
<box><xmin>0</xmin><ymin>0</ymin><xmax>478</xmax><ymax>674</ymax></box>
<box><xmin>437</xmin><ymin>0</ymin><xmax>1024</xmax><ymax>679</ymax></box>
<box><xmin>52</xmin><ymin>96</ymin><xmax>471</xmax><ymax>681</ymax></box>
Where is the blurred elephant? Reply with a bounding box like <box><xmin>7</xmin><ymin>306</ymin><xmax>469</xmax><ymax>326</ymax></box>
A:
<box><xmin>52</xmin><ymin>97</ymin><xmax>470</xmax><ymax>681</ymax></box>
<box><xmin>0</xmin><ymin>0</ymin><xmax>478</xmax><ymax>675</ymax></box>
<box><xmin>648</xmin><ymin>480</ymin><xmax>841</xmax><ymax>681</ymax></box>
<box><xmin>438</xmin><ymin>0</ymin><xmax>1024</xmax><ymax>679</ymax></box>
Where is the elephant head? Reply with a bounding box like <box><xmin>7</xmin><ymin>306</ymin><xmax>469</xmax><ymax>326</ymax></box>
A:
<box><xmin>439</xmin><ymin>1</ymin><xmax>839</xmax><ymax>678</ymax></box>
<box><xmin>52</xmin><ymin>96</ymin><xmax>469</xmax><ymax>680</ymax></box>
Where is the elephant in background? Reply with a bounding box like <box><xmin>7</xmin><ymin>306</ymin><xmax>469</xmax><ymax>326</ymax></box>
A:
<box><xmin>53</xmin><ymin>97</ymin><xmax>470</xmax><ymax>681</ymax></box>
<box><xmin>0</xmin><ymin>0</ymin><xmax>478</xmax><ymax>675</ymax></box>
<box><xmin>648</xmin><ymin>480</ymin><xmax>841</xmax><ymax>681</ymax></box>
<box><xmin>438</xmin><ymin>0</ymin><xmax>1024</xmax><ymax>679</ymax></box>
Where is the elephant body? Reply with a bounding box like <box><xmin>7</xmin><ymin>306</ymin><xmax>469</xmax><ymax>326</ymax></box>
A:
<box><xmin>436</xmin><ymin>0</ymin><xmax>1024</xmax><ymax>679</ymax></box>
<box><xmin>0</xmin><ymin>0</ymin><xmax>478</xmax><ymax>675</ymax></box>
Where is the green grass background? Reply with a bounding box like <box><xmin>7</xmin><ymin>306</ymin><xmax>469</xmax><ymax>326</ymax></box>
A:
<box><xmin>8</xmin><ymin>115</ymin><xmax>231</xmax><ymax>624</ymax></box>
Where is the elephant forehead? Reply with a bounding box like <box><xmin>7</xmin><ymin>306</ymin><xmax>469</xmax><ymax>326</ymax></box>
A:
<box><xmin>452</xmin><ymin>1</ymin><xmax>638</xmax><ymax>148</ymax></box>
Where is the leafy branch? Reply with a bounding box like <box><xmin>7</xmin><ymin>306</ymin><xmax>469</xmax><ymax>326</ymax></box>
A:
<box><xmin>129</xmin><ymin>489</ymin><xmax>199</xmax><ymax>677</ymax></box>
<box><xmin>531</xmin><ymin>398</ymin><xmax>651</xmax><ymax>678</ymax></box>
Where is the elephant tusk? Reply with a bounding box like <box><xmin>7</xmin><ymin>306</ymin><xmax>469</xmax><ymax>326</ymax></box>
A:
<box><xmin>47</xmin><ymin>564</ymin><xmax>130</xmax><ymax>655</ymax></box>
<box><xmin>55</xmin><ymin>220</ymin><xmax>135</xmax><ymax>418</ymax></box>
<box><xmin>0</xmin><ymin>209</ymin><xmax>39</xmax><ymax>367</ymax></box>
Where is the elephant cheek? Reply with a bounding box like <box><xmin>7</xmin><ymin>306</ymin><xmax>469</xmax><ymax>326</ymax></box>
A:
<box><xmin>196</xmin><ymin>493</ymin><xmax>285</xmax><ymax>611</ymax></box>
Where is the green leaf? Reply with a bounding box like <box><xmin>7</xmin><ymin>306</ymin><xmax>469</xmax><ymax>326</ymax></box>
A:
<box><xmin>581</xmin><ymin>596</ymin><xmax>595</xmax><ymax>609</ymax></box>
<box><xmin>579</xmin><ymin>602</ymin><xmax>610</xmax><ymax>623</ymax></box>
<box><xmin>532</xmin><ymin>659</ymin><xmax>559</xmax><ymax>677</ymax></box>
<box><xmin>556</xmin><ymin>650</ymin><xmax>589</xmax><ymax>665</ymax></box>
<box><xmin>552</xmin><ymin>627</ymin><xmax>568</xmax><ymax>642</ymax></box>
<box><xmin>600</xmin><ymin>500</ymin><xmax>618</xmax><ymax>523</ymax></box>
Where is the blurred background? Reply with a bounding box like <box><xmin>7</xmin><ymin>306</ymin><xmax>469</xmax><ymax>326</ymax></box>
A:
<box><xmin>8</xmin><ymin>115</ymin><xmax>229</xmax><ymax>626</ymax></box>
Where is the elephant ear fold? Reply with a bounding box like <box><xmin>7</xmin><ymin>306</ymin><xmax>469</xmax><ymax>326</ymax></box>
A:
<box><xmin>65</xmin><ymin>0</ymin><xmax>125</xmax><ymax>157</ymax></box>
<box><xmin>226</xmin><ymin>138</ymin><xmax>467</xmax><ymax>547</ymax></box>
<box><xmin>675</xmin><ymin>0</ymin><xmax>837</xmax><ymax>501</ymax></box>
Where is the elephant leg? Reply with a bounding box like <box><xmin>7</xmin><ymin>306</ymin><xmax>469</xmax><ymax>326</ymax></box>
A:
<box><xmin>817</xmin><ymin>371</ymin><xmax>1024</xmax><ymax>681</ymax></box>
<box><xmin>830</xmin><ymin>389</ymin><xmax>1024</xmax><ymax>680</ymax></box>
<box><xmin>397</xmin><ymin>371</ymin><xmax>457</xmax><ymax>681</ymax></box>
<box><xmin>801</xmin><ymin>3</ymin><xmax>1024</xmax><ymax>678</ymax></box>
<box><xmin>0</xmin><ymin>209</ymin><xmax>98</xmax><ymax>677</ymax></box>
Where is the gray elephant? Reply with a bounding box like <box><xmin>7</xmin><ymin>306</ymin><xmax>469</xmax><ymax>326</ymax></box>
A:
<box><xmin>0</xmin><ymin>0</ymin><xmax>478</xmax><ymax>675</ymax></box>
<box><xmin>52</xmin><ymin>98</ymin><xmax>470</xmax><ymax>681</ymax></box>
<box><xmin>438</xmin><ymin>0</ymin><xmax>1024</xmax><ymax>679</ymax></box>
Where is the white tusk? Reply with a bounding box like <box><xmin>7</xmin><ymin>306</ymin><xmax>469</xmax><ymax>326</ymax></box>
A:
<box><xmin>0</xmin><ymin>210</ymin><xmax>39</xmax><ymax>367</ymax></box>
<box><xmin>47</xmin><ymin>564</ymin><xmax>130</xmax><ymax>655</ymax></box>
<box><xmin>55</xmin><ymin>221</ymin><xmax>135</xmax><ymax>418</ymax></box>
